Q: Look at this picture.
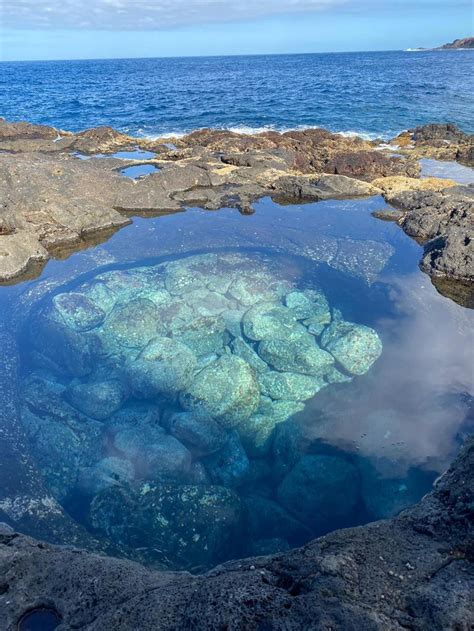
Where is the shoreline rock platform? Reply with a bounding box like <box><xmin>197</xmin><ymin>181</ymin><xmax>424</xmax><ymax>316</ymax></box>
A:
<box><xmin>0</xmin><ymin>119</ymin><xmax>472</xmax><ymax>305</ymax></box>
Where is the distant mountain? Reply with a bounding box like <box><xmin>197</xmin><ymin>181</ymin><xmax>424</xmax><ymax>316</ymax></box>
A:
<box><xmin>436</xmin><ymin>37</ymin><xmax>474</xmax><ymax>49</ymax></box>
<box><xmin>405</xmin><ymin>37</ymin><xmax>473</xmax><ymax>52</ymax></box>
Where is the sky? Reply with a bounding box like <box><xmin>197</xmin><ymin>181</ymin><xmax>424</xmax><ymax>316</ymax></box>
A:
<box><xmin>0</xmin><ymin>0</ymin><xmax>472</xmax><ymax>61</ymax></box>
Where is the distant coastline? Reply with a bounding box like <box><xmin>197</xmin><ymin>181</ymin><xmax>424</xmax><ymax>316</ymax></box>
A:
<box><xmin>405</xmin><ymin>36</ymin><xmax>474</xmax><ymax>52</ymax></box>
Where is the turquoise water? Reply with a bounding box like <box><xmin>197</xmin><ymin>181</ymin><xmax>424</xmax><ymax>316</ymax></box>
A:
<box><xmin>3</xmin><ymin>196</ymin><xmax>472</xmax><ymax>571</ymax></box>
<box><xmin>1</xmin><ymin>50</ymin><xmax>473</xmax><ymax>138</ymax></box>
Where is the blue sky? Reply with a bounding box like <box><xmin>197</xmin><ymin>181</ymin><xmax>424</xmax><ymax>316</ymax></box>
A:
<box><xmin>0</xmin><ymin>0</ymin><xmax>472</xmax><ymax>61</ymax></box>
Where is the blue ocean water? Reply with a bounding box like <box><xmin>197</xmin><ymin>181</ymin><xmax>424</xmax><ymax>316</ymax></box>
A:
<box><xmin>1</xmin><ymin>50</ymin><xmax>473</xmax><ymax>138</ymax></box>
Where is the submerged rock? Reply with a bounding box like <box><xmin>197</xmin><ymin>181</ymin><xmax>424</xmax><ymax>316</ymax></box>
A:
<box><xmin>53</xmin><ymin>292</ymin><xmax>106</xmax><ymax>332</ymax></box>
<box><xmin>89</xmin><ymin>483</ymin><xmax>244</xmax><ymax>570</ymax></box>
<box><xmin>321</xmin><ymin>311</ymin><xmax>382</xmax><ymax>375</ymax></box>
<box><xmin>77</xmin><ymin>457</ymin><xmax>136</xmax><ymax>496</ymax></box>
<box><xmin>242</xmin><ymin>302</ymin><xmax>299</xmax><ymax>341</ymax></box>
<box><xmin>110</xmin><ymin>423</ymin><xmax>192</xmax><ymax>483</ymax></box>
<box><xmin>277</xmin><ymin>455</ymin><xmax>360</xmax><ymax>531</ymax></box>
<box><xmin>127</xmin><ymin>337</ymin><xmax>197</xmax><ymax>397</ymax></box>
<box><xmin>180</xmin><ymin>355</ymin><xmax>260</xmax><ymax>428</ymax></box>
<box><xmin>203</xmin><ymin>431</ymin><xmax>250</xmax><ymax>488</ymax></box>
<box><xmin>259</xmin><ymin>371</ymin><xmax>326</xmax><ymax>401</ymax></box>
<box><xmin>163</xmin><ymin>410</ymin><xmax>227</xmax><ymax>456</ymax></box>
<box><xmin>102</xmin><ymin>298</ymin><xmax>164</xmax><ymax>349</ymax></box>
<box><xmin>20</xmin><ymin>251</ymin><xmax>386</xmax><ymax>560</ymax></box>
<box><xmin>258</xmin><ymin>333</ymin><xmax>334</xmax><ymax>376</ymax></box>
<box><xmin>64</xmin><ymin>379</ymin><xmax>127</xmax><ymax>421</ymax></box>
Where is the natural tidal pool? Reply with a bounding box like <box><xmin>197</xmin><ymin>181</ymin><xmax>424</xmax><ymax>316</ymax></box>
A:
<box><xmin>1</xmin><ymin>196</ymin><xmax>472</xmax><ymax>573</ymax></box>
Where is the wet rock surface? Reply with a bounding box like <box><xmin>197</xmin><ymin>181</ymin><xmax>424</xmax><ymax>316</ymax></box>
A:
<box><xmin>0</xmin><ymin>437</ymin><xmax>472</xmax><ymax>630</ymax></box>
<box><xmin>1</xmin><ymin>119</ymin><xmax>471</xmax><ymax>299</ymax></box>
<box><xmin>18</xmin><ymin>252</ymin><xmax>385</xmax><ymax>570</ymax></box>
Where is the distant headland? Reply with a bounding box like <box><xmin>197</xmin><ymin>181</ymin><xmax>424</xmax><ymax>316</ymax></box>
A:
<box><xmin>405</xmin><ymin>36</ymin><xmax>474</xmax><ymax>52</ymax></box>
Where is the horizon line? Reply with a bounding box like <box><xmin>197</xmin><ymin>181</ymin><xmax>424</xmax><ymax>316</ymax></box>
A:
<box><xmin>0</xmin><ymin>47</ymin><xmax>449</xmax><ymax>64</ymax></box>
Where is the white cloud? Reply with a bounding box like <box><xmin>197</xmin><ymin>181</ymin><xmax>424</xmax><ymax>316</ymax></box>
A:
<box><xmin>1</xmin><ymin>0</ymin><xmax>345</xmax><ymax>30</ymax></box>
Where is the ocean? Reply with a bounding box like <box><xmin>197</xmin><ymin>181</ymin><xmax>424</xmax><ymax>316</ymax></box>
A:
<box><xmin>1</xmin><ymin>49</ymin><xmax>473</xmax><ymax>138</ymax></box>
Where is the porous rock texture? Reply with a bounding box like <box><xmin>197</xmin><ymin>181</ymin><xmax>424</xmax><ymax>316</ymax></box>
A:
<box><xmin>0</xmin><ymin>437</ymin><xmax>472</xmax><ymax>630</ymax></box>
<box><xmin>389</xmin><ymin>185</ymin><xmax>474</xmax><ymax>307</ymax></box>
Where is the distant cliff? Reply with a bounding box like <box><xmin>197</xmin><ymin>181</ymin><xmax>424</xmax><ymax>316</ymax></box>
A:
<box><xmin>437</xmin><ymin>37</ymin><xmax>474</xmax><ymax>49</ymax></box>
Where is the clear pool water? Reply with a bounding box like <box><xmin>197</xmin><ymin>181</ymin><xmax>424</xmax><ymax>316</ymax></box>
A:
<box><xmin>1</xmin><ymin>196</ymin><xmax>472</xmax><ymax>572</ymax></box>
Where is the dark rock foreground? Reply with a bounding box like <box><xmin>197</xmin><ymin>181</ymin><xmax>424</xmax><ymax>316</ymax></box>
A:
<box><xmin>0</xmin><ymin>438</ymin><xmax>472</xmax><ymax>630</ymax></box>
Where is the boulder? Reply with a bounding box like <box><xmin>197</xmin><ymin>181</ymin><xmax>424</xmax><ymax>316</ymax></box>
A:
<box><xmin>237</xmin><ymin>399</ymin><xmax>305</xmax><ymax>456</ymax></box>
<box><xmin>321</xmin><ymin>313</ymin><xmax>382</xmax><ymax>376</ymax></box>
<box><xmin>277</xmin><ymin>455</ymin><xmax>360</xmax><ymax>532</ymax></box>
<box><xmin>111</xmin><ymin>423</ymin><xmax>192</xmax><ymax>483</ymax></box>
<box><xmin>29</xmin><ymin>312</ymin><xmax>101</xmax><ymax>377</ymax></box>
<box><xmin>21</xmin><ymin>376</ymin><xmax>103</xmax><ymax>502</ymax></box>
<box><xmin>242</xmin><ymin>302</ymin><xmax>300</xmax><ymax>342</ymax></box>
<box><xmin>203</xmin><ymin>432</ymin><xmax>250</xmax><ymax>488</ymax></box>
<box><xmin>163</xmin><ymin>410</ymin><xmax>227</xmax><ymax>456</ymax></box>
<box><xmin>89</xmin><ymin>483</ymin><xmax>244</xmax><ymax>570</ymax></box>
<box><xmin>244</xmin><ymin>495</ymin><xmax>313</xmax><ymax>546</ymax></box>
<box><xmin>102</xmin><ymin>298</ymin><xmax>164</xmax><ymax>349</ymax></box>
<box><xmin>64</xmin><ymin>379</ymin><xmax>128</xmax><ymax>421</ymax></box>
<box><xmin>260</xmin><ymin>371</ymin><xmax>326</xmax><ymax>401</ymax></box>
<box><xmin>180</xmin><ymin>356</ymin><xmax>260</xmax><ymax>428</ymax></box>
<box><xmin>77</xmin><ymin>457</ymin><xmax>136</xmax><ymax>496</ymax></box>
<box><xmin>52</xmin><ymin>292</ymin><xmax>106</xmax><ymax>332</ymax></box>
<box><xmin>258</xmin><ymin>333</ymin><xmax>334</xmax><ymax>376</ymax></box>
<box><xmin>127</xmin><ymin>337</ymin><xmax>197</xmax><ymax>397</ymax></box>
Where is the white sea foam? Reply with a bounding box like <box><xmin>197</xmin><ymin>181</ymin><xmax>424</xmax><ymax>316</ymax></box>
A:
<box><xmin>137</xmin><ymin>124</ymin><xmax>397</xmax><ymax>142</ymax></box>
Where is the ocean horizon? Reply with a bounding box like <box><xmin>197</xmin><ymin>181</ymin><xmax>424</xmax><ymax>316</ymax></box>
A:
<box><xmin>2</xmin><ymin>49</ymin><xmax>473</xmax><ymax>139</ymax></box>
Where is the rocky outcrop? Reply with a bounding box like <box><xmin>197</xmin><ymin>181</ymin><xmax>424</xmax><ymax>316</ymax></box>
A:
<box><xmin>394</xmin><ymin>123</ymin><xmax>474</xmax><ymax>166</ymax></box>
<box><xmin>388</xmin><ymin>186</ymin><xmax>474</xmax><ymax>306</ymax></box>
<box><xmin>0</xmin><ymin>436</ymin><xmax>472</xmax><ymax>630</ymax></box>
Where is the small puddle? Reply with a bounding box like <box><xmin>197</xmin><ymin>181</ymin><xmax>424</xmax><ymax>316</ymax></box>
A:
<box><xmin>420</xmin><ymin>158</ymin><xmax>474</xmax><ymax>185</ymax></box>
<box><xmin>18</xmin><ymin>607</ymin><xmax>62</xmax><ymax>631</ymax></box>
<box><xmin>120</xmin><ymin>164</ymin><xmax>159</xmax><ymax>179</ymax></box>
<box><xmin>74</xmin><ymin>149</ymin><xmax>156</xmax><ymax>161</ymax></box>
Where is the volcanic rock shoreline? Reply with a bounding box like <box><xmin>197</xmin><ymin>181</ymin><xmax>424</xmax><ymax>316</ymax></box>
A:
<box><xmin>0</xmin><ymin>119</ymin><xmax>472</xmax><ymax>305</ymax></box>
<box><xmin>0</xmin><ymin>437</ymin><xmax>472</xmax><ymax>630</ymax></box>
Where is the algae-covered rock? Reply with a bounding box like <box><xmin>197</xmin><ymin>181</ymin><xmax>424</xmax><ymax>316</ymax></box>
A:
<box><xmin>321</xmin><ymin>311</ymin><xmax>382</xmax><ymax>375</ymax></box>
<box><xmin>21</xmin><ymin>375</ymin><xmax>103</xmax><ymax>502</ymax></box>
<box><xmin>258</xmin><ymin>333</ymin><xmax>334</xmax><ymax>376</ymax></box>
<box><xmin>173</xmin><ymin>315</ymin><xmax>227</xmax><ymax>357</ymax></box>
<box><xmin>203</xmin><ymin>431</ymin><xmax>250</xmax><ymax>488</ymax></box>
<box><xmin>238</xmin><ymin>398</ymin><xmax>305</xmax><ymax>456</ymax></box>
<box><xmin>180</xmin><ymin>355</ymin><xmax>260</xmax><ymax>427</ymax></box>
<box><xmin>242</xmin><ymin>302</ymin><xmax>300</xmax><ymax>341</ymax></box>
<box><xmin>53</xmin><ymin>292</ymin><xmax>106</xmax><ymax>332</ymax></box>
<box><xmin>277</xmin><ymin>455</ymin><xmax>360</xmax><ymax>531</ymax></box>
<box><xmin>89</xmin><ymin>483</ymin><xmax>244</xmax><ymax>570</ymax></box>
<box><xmin>127</xmin><ymin>337</ymin><xmax>197</xmax><ymax>397</ymax></box>
<box><xmin>102</xmin><ymin>298</ymin><xmax>164</xmax><ymax>349</ymax></box>
<box><xmin>284</xmin><ymin>291</ymin><xmax>315</xmax><ymax>320</ymax></box>
<box><xmin>77</xmin><ymin>456</ymin><xmax>136</xmax><ymax>496</ymax></box>
<box><xmin>29</xmin><ymin>311</ymin><xmax>101</xmax><ymax>377</ymax></box>
<box><xmin>260</xmin><ymin>371</ymin><xmax>327</xmax><ymax>401</ymax></box>
<box><xmin>230</xmin><ymin>337</ymin><xmax>269</xmax><ymax>373</ymax></box>
<box><xmin>163</xmin><ymin>410</ymin><xmax>227</xmax><ymax>456</ymax></box>
<box><xmin>64</xmin><ymin>379</ymin><xmax>128</xmax><ymax>421</ymax></box>
<box><xmin>111</xmin><ymin>423</ymin><xmax>192</xmax><ymax>483</ymax></box>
